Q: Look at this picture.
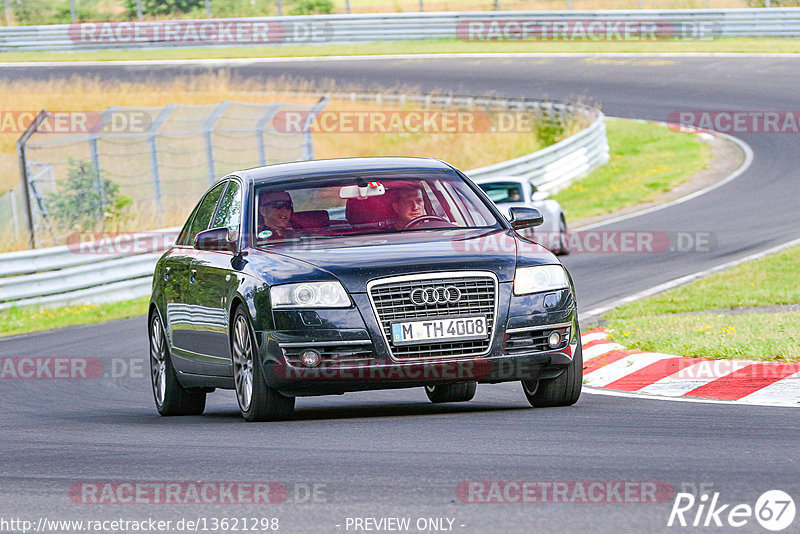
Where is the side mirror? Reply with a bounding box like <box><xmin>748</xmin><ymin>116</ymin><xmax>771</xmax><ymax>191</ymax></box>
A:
<box><xmin>508</xmin><ymin>207</ymin><xmax>544</xmax><ymax>230</ymax></box>
<box><xmin>194</xmin><ymin>227</ymin><xmax>237</xmax><ymax>252</ymax></box>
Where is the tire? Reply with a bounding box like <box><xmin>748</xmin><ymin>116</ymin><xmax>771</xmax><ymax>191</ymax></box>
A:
<box><xmin>149</xmin><ymin>312</ymin><xmax>206</xmax><ymax>416</ymax></box>
<box><xmin>425</xmin><ymin>382</ymin><xmax>477</xmax><ymax>403</ymax></box>
<box><xmin>231</xmin><ymin>306</ymin><xmax>295</xmax><ymax>422</ymax></box>
<box><xmin>521</xmin><ymin>333</ymin><xmax>583</xmax><ymax>408</ymax></box>
<box><xmin>556</xmin><ymin>216</ymin><xmax>570</xmax><ymax>256</ymax></box>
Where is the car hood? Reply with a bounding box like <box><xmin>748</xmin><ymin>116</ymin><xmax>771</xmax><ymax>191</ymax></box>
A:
<box><xmin>251</xmin><ymin>228</ymin><xmax>555</xmax><ymax>293</ymax></box>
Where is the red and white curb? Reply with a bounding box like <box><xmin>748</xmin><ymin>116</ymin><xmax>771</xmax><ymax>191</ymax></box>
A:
<box><xmin>580</xmin><ymin>328</ymin><xmax>800</xmax><ymax>406</ymax></box>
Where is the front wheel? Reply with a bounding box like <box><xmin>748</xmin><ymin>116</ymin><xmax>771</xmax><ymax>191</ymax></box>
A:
<box><xmin>425</xmin><ymin>382</ymin><xmax>477</xmax><ymax>403</ymax></box>
<box><xmin>232</xmin><ymin>307</ymin><xmax>295</xmax><ymax>422</ymax></box>
<box><xmin>522</xmin><ymin>335</ymin><xmax>582</xmax><ymax>407</ymax></box>
<box><xmin>555</xmin><ymin>216</ymin><xmax>569</xmax><ymax>256</ymax></box>
<box><xmin>149</xmin><ymin>312</ymin><xmax>206</xmax><ymax>416</ymax></box>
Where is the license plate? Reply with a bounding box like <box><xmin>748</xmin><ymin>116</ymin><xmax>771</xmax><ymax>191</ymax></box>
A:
<box><xmin>391</xmin><ymin>316</ymin><xmax>488</xmax><ymax>346</ymax></box>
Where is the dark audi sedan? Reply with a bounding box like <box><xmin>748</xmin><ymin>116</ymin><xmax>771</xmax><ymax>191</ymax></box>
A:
<box><xmin>149</xmin><ymin>157</ymin><xmax>582</xmax><ymax>421</ymax></box>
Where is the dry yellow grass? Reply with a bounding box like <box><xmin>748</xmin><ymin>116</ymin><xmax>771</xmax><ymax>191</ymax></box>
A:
<box><xmin>0</xmin><ymin>74</ymin><xmax>569</xmax><ymax>251</ymax></box>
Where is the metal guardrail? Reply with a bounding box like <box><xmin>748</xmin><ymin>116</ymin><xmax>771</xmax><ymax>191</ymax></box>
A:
<box><xmin>1</xmin><ymin>9</ymin><xmax>799</xmax><ymax>51</ymax></box>
<box><xmin>0</xmin><ymin>92</ymin><xmax>608</xmax><ymax>310</ymax></box>
<box><xmin>469</xmin><ymin>113</ymin><xmax>608</xmax><ymax>192</ymax></box>
<box><xmin>0</xmin><ymin>228</ymin><xmax>180</xmax><ymax>311</ymax></box>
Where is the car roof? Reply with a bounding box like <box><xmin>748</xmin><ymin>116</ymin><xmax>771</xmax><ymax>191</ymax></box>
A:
<box><xmin>231</xmin><ymin>157</ymin><xmax>457</xmax><ymax>185</ymax></box>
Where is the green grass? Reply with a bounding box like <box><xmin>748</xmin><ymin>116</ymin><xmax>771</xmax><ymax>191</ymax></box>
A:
<box><xmin>609</xmin><ymin>245</ymin><xmax>800</xmax><ymax>316</ymax></box>
<box><xmin>554</xmin><ymin>118</ymin><xmax>710</xmax><ymax>222</ymax></box>
<box><xmin>0</xmin><ymin>37</ymin><xmax>798</xmax><ymax>63</ymax></box>
<box><xmin>605</xmin><ymin>245</ymin><xmax>800</xmax><ymax>362</ymax></box>
<box><xmin>0</xmin><ymin>296</ymin><xmax>149</xmax><ymax>338</ymax></box>
<box><xmin>606</xmin><ymin>312</ymin><xmax>800</xmax><ymax>362</ymax></box>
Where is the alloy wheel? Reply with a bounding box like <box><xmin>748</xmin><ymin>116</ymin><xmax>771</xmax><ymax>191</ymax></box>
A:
<box><xmin>150</xmin><ymin>316</ymin><xmax>167</xmax><ymax>407</ymax></box>
<box><xmin>233</xmin><ymin>314</ymin><xmax>254</xmax><ymax>412</ymax></box>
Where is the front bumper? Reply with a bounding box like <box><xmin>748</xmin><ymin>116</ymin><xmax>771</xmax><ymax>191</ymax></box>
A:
<box><xmin>263</xmin><ymin>348</ymin><xmax>576</xmax><ymax>396</ymax></box>
<box><xmin>258</xmin><ymin>295</ymin><xmax>579</xmax><ymax>397</ymax></box>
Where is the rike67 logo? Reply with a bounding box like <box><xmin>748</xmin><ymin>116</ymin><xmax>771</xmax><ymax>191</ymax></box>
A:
<box><xmin>668</xmin><ymin>490</ymin><xmax>796</xmax><ymax>531</ymax></box>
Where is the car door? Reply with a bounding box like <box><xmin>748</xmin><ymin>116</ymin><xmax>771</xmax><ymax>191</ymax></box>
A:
<box><xmin>160</xmin><ymin>215</ymin><xmax>199</xmax><ymax>373</ymax></box>
<box><xmin>189</xmin><ymin>178</ymin><xmax>245</xmax><ymax>377</ymax></box>
<box><xmin>167</xmin><ymin>180</ymin><xmax>227</xmax><ymax>368</ymax></box>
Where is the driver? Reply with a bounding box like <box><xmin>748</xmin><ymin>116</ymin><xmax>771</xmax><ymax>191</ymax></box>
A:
<box><xmin>389</xmin><ymin>185</ymin><xmax>426</xmax><ymax>230</ymax></box>
<box><xmin>258</xmin><ymin>190</ymin><xmax>294</xmax><ymax>241</ymax></box>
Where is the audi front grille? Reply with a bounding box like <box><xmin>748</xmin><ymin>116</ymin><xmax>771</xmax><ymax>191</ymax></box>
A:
<box><xmin>367</xmin><ymin>272</ymin><xmax>498</xmax><ymax>360</ymax></box>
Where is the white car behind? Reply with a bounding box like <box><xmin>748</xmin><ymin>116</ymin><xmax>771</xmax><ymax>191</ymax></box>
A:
<box><xmin>474</xmin><ymin>176</ymin><xmax>569</xmax><ymax>255</ymax></box>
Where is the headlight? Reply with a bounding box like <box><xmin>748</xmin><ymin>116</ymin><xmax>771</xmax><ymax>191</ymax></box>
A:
<box><xmin>513</xmin><ymin>265</ymin><xmax>569</xmax><ymax>295</ymax></box>
<box><xmin>270</xmin><ymin>281</ymin><xmax>351</xmax><ymax>308</ymax></box>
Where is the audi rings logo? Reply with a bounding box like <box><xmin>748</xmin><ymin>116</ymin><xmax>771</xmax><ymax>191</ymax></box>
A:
<box><xmin>410</xmin><ymin>286</ymin><xmax>462</xmax><ymax>306</ymax></box>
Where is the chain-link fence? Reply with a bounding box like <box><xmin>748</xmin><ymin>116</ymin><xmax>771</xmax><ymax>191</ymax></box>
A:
<box><xmin>4</xmin><ymin>98</ymin><xmax>327</xmax><ymax>247</ymax></box>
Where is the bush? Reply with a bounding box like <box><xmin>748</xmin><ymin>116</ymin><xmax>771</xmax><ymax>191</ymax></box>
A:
<box><xmin>202</xmin><ymin>0</ymin><xmax>275</xmax><ymax>17</ymax></box>
<box><xmin>124</xmin><ymin>0</ymin><xmax>205</xmax><ymax>18</ymax></box>
<box><xmin>10</xmin><ymin>0</ymin><xmax>55</xmax><ymax>25</ymax></box>
<box><xmin>44</xmin><ymin>159</ymin><xmax>131</xmax><ymax>231</ymax></box>
<box><xmin>289</xmin><ymin>0</ymin><xmax>334</xmax><ymax>15</ymax></box>
<box><xmin>535</xmin><ymin>115</ymin><xmax>566</xmax><ymax>147</ymax></box>
<box><xmin>9</xmin><ymin>0</ymin><xmax>100</xmax><ymax>24</ymax></box>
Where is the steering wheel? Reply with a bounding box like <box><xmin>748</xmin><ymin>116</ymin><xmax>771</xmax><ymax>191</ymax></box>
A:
<box><xmin>401</xmin><ymin>215</ymin><xmax>453</xmax><ymax>231</ymax></box>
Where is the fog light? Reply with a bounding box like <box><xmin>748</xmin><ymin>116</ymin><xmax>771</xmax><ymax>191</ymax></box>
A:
<box><xmin>300</xmin><ymin>349</ymin><xmax>322</xmax><ymax>367</ymax></box>
<box><xmin>547</xmin><ymin>331</ymin><xmax>561</xmax><ymax>348</ymax></box>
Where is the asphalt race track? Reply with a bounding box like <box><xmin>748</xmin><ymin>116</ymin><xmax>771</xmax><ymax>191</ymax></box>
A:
<box><xmin>2</xmin><ymin>56</ymin><xmax>800</xmax><ymax>533</ymax></box>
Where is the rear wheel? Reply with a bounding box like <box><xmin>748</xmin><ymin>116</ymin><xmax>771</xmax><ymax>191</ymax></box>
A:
<box><xmin>232</xmin><ymin>307</ymin><xmax>295</xmax><ymax>422</ymax></box>
<box><xmin>522</xmin><ymin>335</ymin><xmax>582</xmax><ymax>407</ymax></box>
<box><xmin>149</xmin><ymin>312</ymin><xmax>206</xmax><ymax>416</ymax></box>
<box><xmin>425</xmin><ymin>382</ymin><xmax>477</xmax><ymax>403</ymax></box>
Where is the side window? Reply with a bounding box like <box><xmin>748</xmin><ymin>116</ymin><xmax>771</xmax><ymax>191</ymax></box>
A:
<box><xmin>185</xmin><ymin>182</ymin><xmax>226</xmax><ymax>245</ymax></box>
<box><xmin>211</xmin><ymin>180</ymin><xmax>242</xmax><ymax>239</ymax></box>
<box><xmin>176</xmin><ymin>202</ymin><xmax>201</xmax><ymax>247</ymax></box>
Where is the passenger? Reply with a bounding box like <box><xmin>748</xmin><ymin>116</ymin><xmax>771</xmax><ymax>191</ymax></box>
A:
<box><xmin>258</xmin><ymin>190</ymin><xmax>294</xmax><ymax>241</ymax></box>
<box><xmin>389</xmin><ymin>185</ymin><xmax>426</xmax><ymax>230</ymax></box>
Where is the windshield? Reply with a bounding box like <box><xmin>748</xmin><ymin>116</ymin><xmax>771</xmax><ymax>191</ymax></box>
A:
<box><xmin>253</xmin><ymin>170</ymin><xmax>502</xmax><ymax>246</ymax></box>
<box><xmin>478</xmin><ymin>181</ymin><xmax>527</xmax><ymax>204</ymax></box>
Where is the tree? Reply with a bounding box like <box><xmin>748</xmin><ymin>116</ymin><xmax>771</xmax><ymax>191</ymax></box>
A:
<box><xmin>44</xmin><ymin>159</ymin><xmax>131</xmax><ymax>231</ymax></box>
<box><xmin>124</xmin><ymin>0</ymin><xmax>204</xmax><ymax>18</ymax></box>
<box><xmin>290</xmin><ymin>0</ymin><xmax>333</xmax><ymax>15</ymax></box>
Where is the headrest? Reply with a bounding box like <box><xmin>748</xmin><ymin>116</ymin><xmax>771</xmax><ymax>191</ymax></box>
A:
<box><xmin>346</xmin><ymin>196</ymin><xmax>393</xmax><ymax>225</ymax></box>
<box><xmin>291</xmin><ymin>210</ymin><xmax>331</xmax><ymax>229</ymax></box>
